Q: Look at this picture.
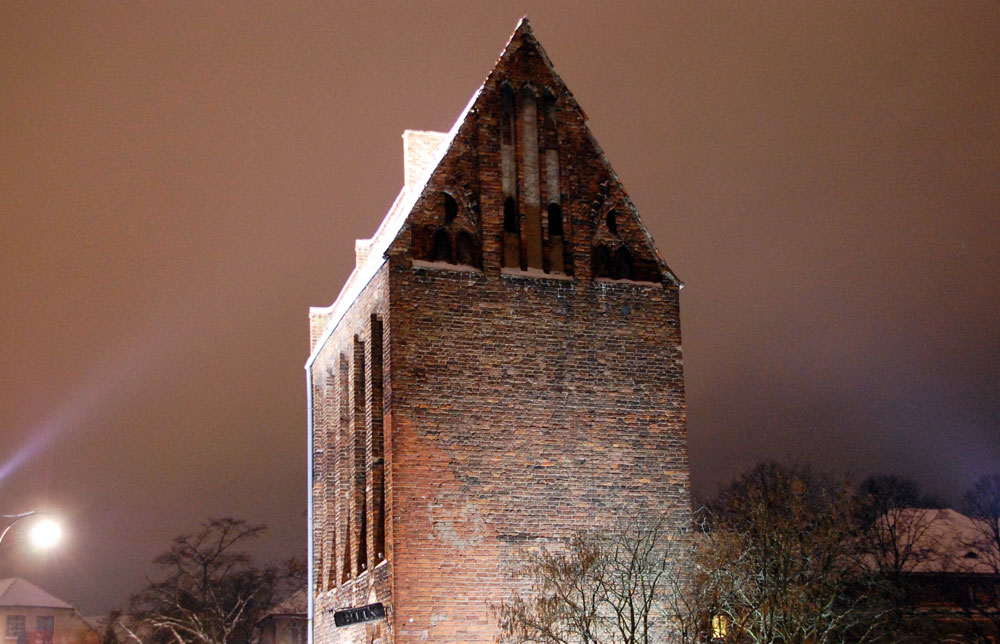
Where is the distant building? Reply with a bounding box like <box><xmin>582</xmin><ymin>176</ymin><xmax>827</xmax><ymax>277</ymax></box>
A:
<box><xmin>307</xmin><ymin>19</ymin><xmax>689</xmax><ymax>644</ymax></box>
<box><xmin>0</xmin><ymin>579</ymin><xmax>98</xmax><ymax>644</ymax></box>
<box><xmin>878</xmin><ymin>508</ymin><xmax>1000</xmax><ymax>641</ymax></box>
<box><xmin>257</xmin><ymin>589</ymin><xmax>307</xmax><ymax>644</ymax></box>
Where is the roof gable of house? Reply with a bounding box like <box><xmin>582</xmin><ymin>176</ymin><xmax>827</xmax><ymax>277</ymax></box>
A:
<box><xmin>0</xmin><ymin>578</ymin><xmax>73</xmax><ymax>610</ymax></box>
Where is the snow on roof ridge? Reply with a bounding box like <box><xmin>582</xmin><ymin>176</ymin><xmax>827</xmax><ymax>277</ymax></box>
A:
<box><xmin>306</xmin><ymin>20</ymin><xmax>550</xmax><ymax>367</ymax></box>
<box><xmin>306</xmin><ymin>81</ymin><xmax>484</xmax><ymax>368</ymax></box>
<box><xmin>305</xmin><ymin>18</ymin><xmax>680</xmax><ymax>367</ymax></box>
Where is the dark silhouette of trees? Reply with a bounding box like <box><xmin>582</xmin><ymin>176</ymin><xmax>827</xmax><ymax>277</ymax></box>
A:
<box><xmin>122</xmin><ymin>518</ymin><xmax>300</xmax><ymax>644</ymax></box>
<box><xmin>959</xmin><ymin>473</ymin><xmax>1000</xmax><ymax>638</ymax></box>
<box><xmin>856</xmin><ymin>475</ymin><xmax>944</xmax><ymax>525</ymax></box>
<box><xmin>497</xmin><ymin>465</ymin><xmax>1000</xmax><ymax>644</ymax></box>
<box><xmin>499</xmin><ymin>464</ymin><xmax>898</xmax><ymax>644</ymax></box>
<box><xmin>855</xmin><ymin>474</ymin><xmax>946</xmax><ymax>632</ymax></box>
<box><xmin>700</xmin><ymin>462</ymin><xmax>891</xmax><ymax>644</ymax></box>
<box><xmin>963</xmin><ymin>473</ymin><xmax>1000</xmax><ymax>572</ymax></box>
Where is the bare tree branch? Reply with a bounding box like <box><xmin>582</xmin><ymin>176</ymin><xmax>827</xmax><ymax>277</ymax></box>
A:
<box><xmin>127</xmin><ymin>517</ymin><xmax>299</xmax><ymax>644</ymax></box>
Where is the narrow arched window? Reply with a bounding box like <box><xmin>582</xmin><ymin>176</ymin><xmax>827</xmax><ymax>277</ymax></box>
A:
<box><xmin>501</xmin><ymin>84</ymin><xmax>516</xmax><ymax>146</ymax></box>
<box><xmin>606</xmin><ymin>209</ymin><xmax>618</xmax><ymax>235</ymax></box>
<box><xmin>369</xmin><ymin>316</ymin><xmax>385</xmax><ymax>565</ymax></box>
<box><xmin>341</xmin><ymin>510</ymin><xmax>351</xmax><ymax>583</ymax></box>
<box><xmin>358</xmin><ymin>495</ymin><xmax>367</xmax><ymax>572</ymax></box>
<box><xmin>503</xmin><ymin>197</ymin><xmax>521</xmax><ymax>269</ymax></box>
<box><xmin>352</xmin><ymin>337</ymin><xmax>367</xmax><ymax>576</ymax></box>
<box><xmin>547</xmin><ymin>203</ymin><xmax>563</xmax><ymax>237</ymax></box>
<box><xmin>593</xmin><ymin>244</ymin><xmax>611</xmax><ymax>278</ymax></box>
<box><xmin>543</xmin><ymin>91</ymin><xmax>558</xmax><ymax>133</ymax></box>
<box><xmin>612</xmin><ymin>246</ymin><xmax>633</xmax><ymax>280</ymax></box>
<box><xmin>431</xmin><ymin>228</ymin><xmax>452</xmax><ymax>263</ymax></box>
<box><xmin>520</xmin><ymin>86</ymin><xmax>542</xmax><ymax>270</ymax></box>
<box><xmin>338</xmin><ymin>355</ymin><xmax>351</xmax><ymax>584</ymax></box>
<box><xmin>443</xmin><ymin>192</ymin><xmax>458</xmax><ymax>225</ymax></box>
<box><xmin>547</xmin><ymin>203</ymin><xmax>565</xmax><ymax>274</ymax></box>
<box><xmin>456</xmin><ymin>231</ymin><xmax>479</xmax><ymax>267</ymax></box>
<box><xmin>504</xmin><ymin>198</ymin><xmax>519</xmax><ymax>233</ymax></box>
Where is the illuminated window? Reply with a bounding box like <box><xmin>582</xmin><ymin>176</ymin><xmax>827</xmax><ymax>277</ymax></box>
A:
<box><xmin>711</xmin><ymin>614</ymin><xmax>729</xmax><ymax>640</ymax></box>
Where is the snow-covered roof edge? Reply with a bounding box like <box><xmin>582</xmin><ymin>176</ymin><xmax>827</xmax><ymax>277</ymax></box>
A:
<box><xmin>305</xmin><ymin>70</ymin><xmax>484</xmax><ymax>369</ymax></box>
<box><xmin>306</xmin><ymin>18</ymin><xmax>683</xmax><ymax>369</ymax></box>
<box><xmin>580</xmin><ymin>126</ymin><xmax>682</xmax><ymax>287</ymax></box>
<box><xmin>0</xmin><ymin>578</ymin><xmax>74</xmax><ymax>609</ymax></box>
<box><xmin>488</xmin><ymin>19</ymin><xmax>681</xmax><ymax>287</ymax></box>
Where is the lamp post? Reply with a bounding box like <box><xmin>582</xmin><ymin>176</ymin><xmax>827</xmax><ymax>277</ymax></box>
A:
<box><xmin>0</xmin><ymin>511</ymin><xmax>62</xmax><ymax>549</ymax></box>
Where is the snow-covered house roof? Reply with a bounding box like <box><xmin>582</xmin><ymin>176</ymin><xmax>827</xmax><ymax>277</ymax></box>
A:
<box><xmin>257</xmin><ymin>588</ymin><xmax>307</xmax><ymax>627</ymax></box>
<box><xmin>0</xmin><ymin>578</ymin><xmax>73</xmax><ymax>610</ymax></box>
<box><xmin>267</xmin><ymin>588</ymin><xmax>307</xmax><ymax>618</ymax></box>
<box><xmin>877</xmin><ymin>508</ymin><xmax>998</xmax><ymax>575</ymax></box>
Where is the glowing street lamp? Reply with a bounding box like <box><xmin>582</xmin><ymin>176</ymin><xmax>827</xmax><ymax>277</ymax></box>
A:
<box><xmin>0</xmin><ymin>511</ymin><xmax>62</xmax><ymax>549</ymax></box>
<box><xmin>29</xmin><ymin>518</ymin><xmax>62</xmax><ymax>548</ymax></box>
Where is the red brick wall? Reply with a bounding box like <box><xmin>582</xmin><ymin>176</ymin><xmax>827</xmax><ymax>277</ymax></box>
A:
<box><xmin>385</xmin><ymin>262</ymin><xmax>687</xmax><ymax>644</ymax></box>
<box><xmin>310</xmin><ymin>21</ymin><xmax>688</xmax><ymax>644</ymax></box>
<box><xmin>311</xmin><ymin>265</ymin><xmax>394</xmax><ymax>644</ymax></box>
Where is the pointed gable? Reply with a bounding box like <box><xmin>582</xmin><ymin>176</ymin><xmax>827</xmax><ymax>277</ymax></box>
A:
<box><xmin>309</xmin><ymin>19</ymin><xmax>681</xmax><ymax>360</ymax></box>
<box><xmin>390</xmin><ymin>18</ymin><xmax>679</xmax><ymax>285</ymax></box>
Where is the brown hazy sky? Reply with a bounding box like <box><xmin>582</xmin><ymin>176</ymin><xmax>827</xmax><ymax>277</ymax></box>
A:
<box><xmin>2</xmin><ymin>2</ymin><xmax>998</xmax><ymax>614</ymax></box>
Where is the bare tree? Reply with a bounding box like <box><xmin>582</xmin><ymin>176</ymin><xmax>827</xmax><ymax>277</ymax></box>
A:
<box><xmin>957</xmin><ymin>473</ymin><xmax>1000</xmax><ymax>638</ymax></box>
<box><xmin>855</xmin><ymin>476</ymin><xmax>945</xmax><ymax>607</ymax></box>
<box><xmin>856</xmin><ymin>475</ymin><xmax>944</xmax><ymax>524</ymax></box>
<box><xmin>701</xmin><ymin>462</ymin><xmax>891</xmax><ymax>644</ymax></box>
<box><xmin>124</xmin><ymin>518</ymin><xmax>294</xmax><ymax>644</ymax></box>
<box><xmin>963</xmin><ymin>473</ymin><xmax>1000</xmax><ymax>574</ymax></box>
<box><xmin>498</xmin><ymin>465</ymin><xmax>955</xmax><ymax>644</ymax></box>
<box><xmin>496</xmin><ymin>514</ymin><xmax>695</xmax><ymax>644</ymax></box>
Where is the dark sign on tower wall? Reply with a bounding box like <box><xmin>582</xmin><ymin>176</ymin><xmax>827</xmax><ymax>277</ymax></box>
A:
<box><xmin>332</xmin><ymin>603</ymin><xmax>385</xmax><ymax>628</ymax></box>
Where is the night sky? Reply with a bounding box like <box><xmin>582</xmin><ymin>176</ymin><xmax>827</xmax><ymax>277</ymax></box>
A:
<box><xmin>2</xmin><ymin>2</ymin><xmax>998</xmax><ymax>616</ymax></box>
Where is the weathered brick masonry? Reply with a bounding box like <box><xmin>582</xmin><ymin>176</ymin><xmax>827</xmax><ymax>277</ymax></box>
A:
<box><xmin>307</xmin><ymin>20</ymin><xmax>690</xmax><ymax>644</ymax></box>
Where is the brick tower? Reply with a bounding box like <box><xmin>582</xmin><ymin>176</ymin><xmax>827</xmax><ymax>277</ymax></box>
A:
<box><xmin>307</xmin><ymin>20</ymin><xmax>689</xmax><ymax>644</ymax></box>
